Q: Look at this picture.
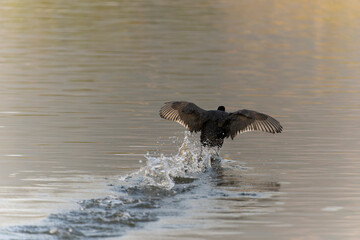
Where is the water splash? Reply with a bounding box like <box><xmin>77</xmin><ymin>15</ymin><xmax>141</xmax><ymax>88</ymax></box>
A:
<box><xmin>121</xmin><ymin>131</ymin><xmax>221</xmax><ymax>190</ymax></box>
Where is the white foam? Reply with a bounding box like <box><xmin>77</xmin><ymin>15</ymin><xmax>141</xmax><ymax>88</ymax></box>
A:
<box><xmin>120</xmin><ymin>131</ymin><xmax>220</xmax><ymax>190</ymax></box>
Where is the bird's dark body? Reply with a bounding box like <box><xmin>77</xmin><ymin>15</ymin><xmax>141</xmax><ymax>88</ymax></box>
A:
<box><xmin>200</xmin><ymin>110</ymin><xmax>229</xmax><ymax>148</ymax></box>
<box><xmin>159</xmin><ymin>101</ymin><xmax>283</xmax><ymax>149</ymax></box>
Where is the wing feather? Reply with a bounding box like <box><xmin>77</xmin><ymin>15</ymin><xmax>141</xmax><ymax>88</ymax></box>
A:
<box><xmin>159</xmin><ymin>101</ymin><xmax>207</xmax><ymax>132</ymax></box>
<box><xmin>227</xmin><ymin>109</ymin><xmax>283</xmax><ymax>139</ymax></box>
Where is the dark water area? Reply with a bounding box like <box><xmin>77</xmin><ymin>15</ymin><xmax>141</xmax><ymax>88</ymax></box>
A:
<box><xmin>1</xmin><ymin>136</ymin><xmax>281</xmax><ymax>240</ymax></box>
<box><xmin>1</xmin><ymin>135</ymin><xmax>280</xmax><ymax>239</ymax></box>
<box><xmin>1</xmin><ymin>0</ymin><xmax>360</xmax><ymax>239</ymax></box>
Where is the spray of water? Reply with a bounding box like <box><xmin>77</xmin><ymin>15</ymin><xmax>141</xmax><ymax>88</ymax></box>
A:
<box><xmin>121</xmin><ymin>131</ymin><xmax>222</xmax><ymax>190</ymax></box>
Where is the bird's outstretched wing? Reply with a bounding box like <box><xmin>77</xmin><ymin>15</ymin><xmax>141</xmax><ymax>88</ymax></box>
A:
<box><xmin>227</xmin><ymin>109</ymin><xmax>283</xmax><ymax>139</ymax></box>
<box><xmin>159</xmin><ymin>101</ymin><xmax>207</xmax><ymax>132</ymax></box>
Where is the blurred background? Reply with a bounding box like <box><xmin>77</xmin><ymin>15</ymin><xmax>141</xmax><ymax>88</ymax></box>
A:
<box><xmin>0</xmin><ymin>0</ymin><xmax>360</xmax><ymax>239</ymax></box>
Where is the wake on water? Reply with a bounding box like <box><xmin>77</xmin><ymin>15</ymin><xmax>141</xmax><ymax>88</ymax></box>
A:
<box><xmin>1</xmin><ymin>131</ymin><xmax>276</xmax><ymax>239</ymax></box>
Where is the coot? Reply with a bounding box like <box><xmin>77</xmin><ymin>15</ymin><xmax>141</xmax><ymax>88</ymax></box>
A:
<box><xmin>160</xmin><ymin>101</ymin><xmax>282</xmax><ymax>148</ymax></box>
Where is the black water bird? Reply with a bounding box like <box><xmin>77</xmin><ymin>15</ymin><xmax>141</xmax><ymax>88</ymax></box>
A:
<box><xmin>159</xmin><ymin>101</ymin><xmax>283</xmax><ymax>148</ymax></box>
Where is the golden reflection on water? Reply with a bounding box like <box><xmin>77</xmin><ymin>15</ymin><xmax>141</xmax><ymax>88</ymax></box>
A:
<box><xmin>0</xmin><ymin>0</ymin><xmax>360</xmax><ymax>239</ymax></box>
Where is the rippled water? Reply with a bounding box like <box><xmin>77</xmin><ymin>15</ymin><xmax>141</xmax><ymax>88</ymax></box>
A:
<box><xmin>1</xmin><ymin>0</ymin><xmax>360</xmax><ymax>239</ymax></box>
<box><xmin>1</xmin><ymin>133</ymin><xmax>279</xmax><ymax>239</ymax></box>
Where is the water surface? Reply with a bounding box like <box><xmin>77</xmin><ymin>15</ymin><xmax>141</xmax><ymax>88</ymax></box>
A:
<box><xmin>1</xmin><ymin>0</ymin><xmax>360</xmax><ymax>239</ymax></box>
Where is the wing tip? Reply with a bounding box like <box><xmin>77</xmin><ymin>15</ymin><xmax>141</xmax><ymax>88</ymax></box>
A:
<box><xmin>159</xmin><ymin>101</ymin><xmax>201</xmax><ymax>132</ymax></box>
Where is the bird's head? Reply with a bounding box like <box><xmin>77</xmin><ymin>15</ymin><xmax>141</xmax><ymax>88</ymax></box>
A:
<box><xmin>217</xmin><ymin>106</ymin><xmax>225</xmax><ymax>111</ymax></box>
